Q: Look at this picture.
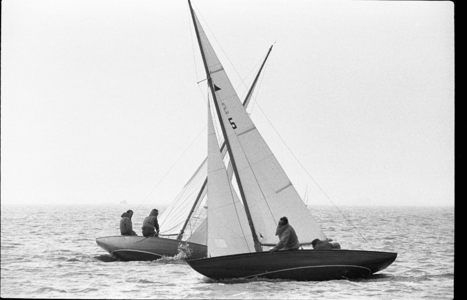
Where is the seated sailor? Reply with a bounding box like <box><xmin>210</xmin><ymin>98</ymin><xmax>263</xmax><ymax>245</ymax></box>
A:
<box><xmin>142</xmin><ymin>209</ymin><xmax>159</xmax><ymax>237</ymax></box>
<box><xmin>270</xmin><ymin>216</ymin><xmax>300</xmax><ymax>252</ymax></box>
<box><xmin>120</xmin><ymin>209</ymin><xmax>137</xmax><ymax>236</ymax></box>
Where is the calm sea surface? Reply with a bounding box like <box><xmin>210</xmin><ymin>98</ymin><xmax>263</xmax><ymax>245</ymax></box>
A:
<box><xmin>1</xmin><ymin>204</ymin><xmax>454</xmax><ymax>299</ymax></box>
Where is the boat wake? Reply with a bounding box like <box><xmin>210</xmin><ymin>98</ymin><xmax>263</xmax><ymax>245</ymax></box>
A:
<box><xmin>155</xmin><ymin>256</ymin><xmax>188</xmax><ymax>264</ymax></box>
<box><xmin>148</xmin><ymin>243</ymin><xmax>194</xmax><ymax>263</ymax></box>
<box><xmin>93</xmin><ymin>252</ymin><xmax>188</xmax><ymax>264</ymax></box>
<box><xmin>94</xmin><ymin>254</ymin><xmax>119</xmax><ymax>262</ymax></box>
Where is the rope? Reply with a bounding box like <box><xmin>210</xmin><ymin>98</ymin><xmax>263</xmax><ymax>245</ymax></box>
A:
<box><xmin>190</xmin><ymin>2</ymin><xmax>265</xmax><ymax>108</ymax></box>
<box><xmin>135</xmin><ymin>124</ymin><xmax>206</xmax><ymax>212</ymax></box>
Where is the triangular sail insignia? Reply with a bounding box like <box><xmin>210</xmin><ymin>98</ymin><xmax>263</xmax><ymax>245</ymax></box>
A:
<box><xmin>214</xmin><ymin>84</ymin><xmax>221</xmax><ymax>91</ymax></box>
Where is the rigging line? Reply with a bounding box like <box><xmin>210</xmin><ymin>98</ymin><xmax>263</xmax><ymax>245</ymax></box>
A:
<box><xmin>158</xmin><ymin>179</ymin><xmax>204</xmax><ymax>227</ymax></box>
<box><xmin>188</xmin><ymin>6</ymin><xmax>201</xmax><ymax>86</ymax></box>
<box><xmin>164</xmin><ymin>167</ymin><xmax>207</xmax><ymax>211</ymax></box>
<box><xmin>157</xmin><ymin>168</ymin><xmax>206</xmax><ymax>233</ymax></box>
<box><xmin>184</xmin><ymin>199</ymin><xmax>205</xmax><ymax>237</ymax></box>
<box><xmin>192</xmin><ymin>4</ymin><xmax>252</xmax><ymax>98</ymax></box>
<box><xmin>198</xmin><ymin>48</ymin><xmax>269</xmax><ymax>109</ymax></box>
<box><xmin>252</xmin><ymin>102</ymin><xmax>374</xmax><ymax>249</ymax></box>
<box><xmin>189</xmin><ymin>177</ymin><xmax>208</xmax><ymax>232</ymax></box>
<box><xmin>188</xmin><ymin>5</ymin><xmax>211</xmax><ymax>106</ymax></box>
<box><xmin>195</xmin><ymin>80</ymin><xmax>211</xmax><ymax>107</ymax></box>
<box><xmin>160</xmin><ymin>180</ymin><xmax>205</xmax><ymax>226</ymax></box>
<box><xmin>225</xmin><ymin>127</ymin><xmax>277</xmax><ymax>226</ymax></box>
<box><xmin>135</xmin><ymin>124</ymin><xmax>207</xmax><ymax>212</ymax></box>
<box><xmin>162</xmin><ymin>188</ymin><xmax>205</xmax><ymax>229</ymax></box>
<box><xmin>227</xmin><ymin>172</ymin><xmax>255</xmax><ymax>253</ymax></box>
<box><xmin>235</xmin><ymin>55</ymin><xmax>264</xmax><ymax>100</ymax></box>
<box><xmin>184</xmin><ymin>203</ymin><xmax>203</xmax><ymax>235</ymax></box>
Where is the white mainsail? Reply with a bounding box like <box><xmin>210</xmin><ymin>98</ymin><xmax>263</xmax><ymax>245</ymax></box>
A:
<box><xmin>192</xmin><ymin>7</ymin><xmax>326</xmax><ymax>254</ymax></box>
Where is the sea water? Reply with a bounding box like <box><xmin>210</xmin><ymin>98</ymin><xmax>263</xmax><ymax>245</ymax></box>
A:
<box><xmin>1</xmin><ymin>204</ymin><xmax>454</xmax><ymax>299</ymax></box>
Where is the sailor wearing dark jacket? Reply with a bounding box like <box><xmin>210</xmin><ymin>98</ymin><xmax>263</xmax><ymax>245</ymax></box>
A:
<box><xmin>270</xmin><ymin>216</ymin><xmax>300</xmax><ymax>252</ymax></box>
<box><xmin>142</xmin><ymin>209</ymin><xmax>159</xmax><ymax>237</ymax></box>
<box><xmin>311</xmin><ymin>238</ymin><xmax>341</xmax><ymax>250</ymax></box>
<box><xmin>120</xmin><ymin>210</ymin><xmax>137</xmax><ymax>236</ymax></box>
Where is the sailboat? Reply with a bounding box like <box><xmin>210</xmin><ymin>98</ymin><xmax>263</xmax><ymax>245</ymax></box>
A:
<box><xmin>186</xmin><ymin>0</ymin><xmax>397</xmax><ymax>281</ymax></box>
<box><xmin>95</xmin><ymin>42</ymin><xmax>274</xmax><ymax>261</ymax></box>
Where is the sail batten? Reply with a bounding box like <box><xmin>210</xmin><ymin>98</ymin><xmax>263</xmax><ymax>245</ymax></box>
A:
<box><xmin>210</xmin><ymin>67</ymin><xmax>224</xmax><ymax>74</ymax></box>
<box><xmin>275</xmin><ymin>182</ymin><xmax>292</xmax><ymax>194</ymax></box>
<box><xmin>237</xmin><ymin>126</ymin><xmax>256</xmax><ymax>136</ymax></box>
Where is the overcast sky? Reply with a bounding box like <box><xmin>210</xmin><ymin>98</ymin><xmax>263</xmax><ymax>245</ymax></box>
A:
<box><xmin>2</xmin><ymin>0</ymin><xmax>454</xmax><ymax>207</ymax></box>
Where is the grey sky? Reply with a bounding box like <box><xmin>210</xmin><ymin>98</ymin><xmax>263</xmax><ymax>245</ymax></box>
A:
<box><xmin>1</xmin><ymin>0</ymin><xmax>454</xmax><ymax>207</ymax></box>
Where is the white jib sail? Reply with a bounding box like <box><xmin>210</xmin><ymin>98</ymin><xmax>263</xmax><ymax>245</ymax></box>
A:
<box><xmin>207</xmin><ymin>101</ymin><xmax>255</xmax><ymax>257</ymax></box>
<box><xmin>193</xmin><ymin>10</ymin><xmax>327</xmax><ymax>246</ymax></box>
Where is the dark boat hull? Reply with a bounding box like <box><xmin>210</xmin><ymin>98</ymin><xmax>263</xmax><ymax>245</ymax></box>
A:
<box><xmin>96</xmin><ymin>236</ymin><xmax>207</xmax><ymax>261</ymax></box>
<box><xmin>187</xmin><ymin>250</ymin><xmax>397</xmax><ymax>281</ymax></box>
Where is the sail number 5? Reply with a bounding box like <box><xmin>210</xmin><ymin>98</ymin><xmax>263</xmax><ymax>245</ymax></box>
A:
<box><xmin>229</xmin><ymin>118</ymin><xmax>237</xmax><ymax>129</ymax></box>
<box><xmin>221</xmin><ymin>103</ymin><xmax>237</xmax><ymax>129</ymax></box>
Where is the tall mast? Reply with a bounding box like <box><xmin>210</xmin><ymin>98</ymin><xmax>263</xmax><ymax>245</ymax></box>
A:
<box><xmin>188</xmin><ymin>0</ymin><xmax>262</xmax><ymax>252</ymax></box>
<box><xmin>242</xmin><ymin>44</ymin><xmax>273</xmax><ymax>108</ymax></box>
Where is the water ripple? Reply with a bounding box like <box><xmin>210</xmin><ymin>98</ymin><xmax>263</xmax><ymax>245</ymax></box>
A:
<box><xmin>36</xmin><ymin>287</ymin><xmax>68</xmax><ymax>294</ymax></box>
<box><xmin>1</xmin><ymin>204</ymin><xmax>453</xmax><ymax>299</ymax></box>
